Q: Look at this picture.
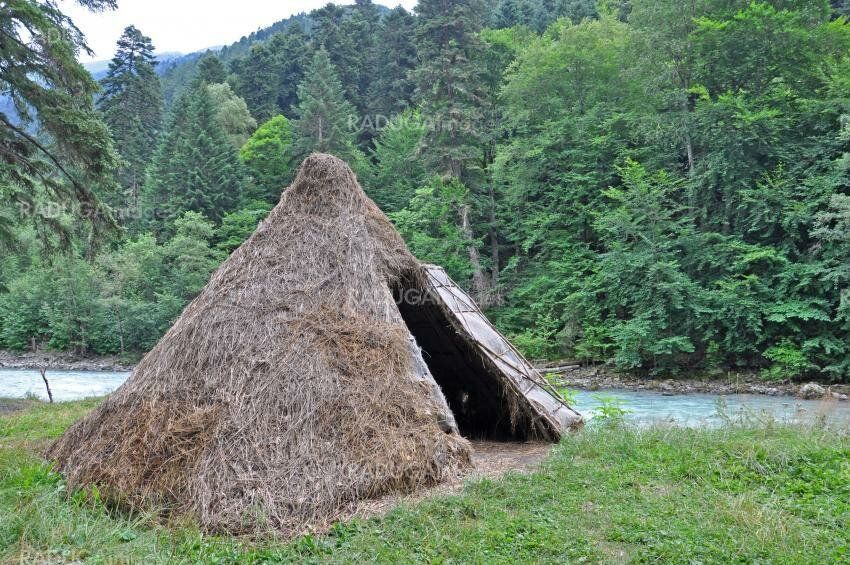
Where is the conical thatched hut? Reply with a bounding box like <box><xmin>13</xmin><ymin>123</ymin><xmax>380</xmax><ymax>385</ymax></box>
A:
<box><xmin>48</xmin><ymin>154</ymin><xmax>581</xmax><ymax>535</ymax></box>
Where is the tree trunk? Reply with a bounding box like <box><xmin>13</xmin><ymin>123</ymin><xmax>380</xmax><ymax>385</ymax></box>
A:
<box><xmin>487</xmin><ymin>184</ymin><xmax>503</xmax><ymax>306</ymax></box>
<box><xmin>39</xmin><ymin>367</ymin><xmax>53</xmax><ymax>404</ymax></box>
<box><xmin>685</xmin><ymin>131</ymin><xmax>695</xmax><ymax>177</ymax></box>
<box><xmin>460</xmin><ymin>203</ymin><xmax>490</xmax><ymax>306</ymax></box>
<box><xmin>115</xmin><ymin>306</ymin><xmax>125</xmax><ymax>355</ymax></box>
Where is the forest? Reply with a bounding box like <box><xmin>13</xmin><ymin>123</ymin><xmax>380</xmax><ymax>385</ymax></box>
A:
<box><xmin>2</xmin><ymin>0</ymin><xmax>850</xmax><ymax>382</ymax></box>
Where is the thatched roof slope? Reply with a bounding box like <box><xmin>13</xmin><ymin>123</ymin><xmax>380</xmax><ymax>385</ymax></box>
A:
<box><xmin>48</xmin><ymin>154</ymin><xmax>471</xmax><ymax>535</ymax></box>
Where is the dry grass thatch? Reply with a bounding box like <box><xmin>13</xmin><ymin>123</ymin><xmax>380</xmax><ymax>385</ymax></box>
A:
<box><xmin>48</xmin><ymin>153</ymin><xmax>579</xmax><ymax>536</ymax></box>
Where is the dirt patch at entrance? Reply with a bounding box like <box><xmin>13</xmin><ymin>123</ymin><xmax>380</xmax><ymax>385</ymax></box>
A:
<box><xmin>352</xmin><ymin>440</ymin><xmax>554</xmax><ymax>521</ymax></box>
<box><xmin>467</xmin><ymin>440</ymin><xmax>553</xmax><ymax>475</ymax></box>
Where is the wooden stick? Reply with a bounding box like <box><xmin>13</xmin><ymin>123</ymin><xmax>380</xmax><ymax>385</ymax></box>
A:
<box><xmin>39</xmin><ymin>367</ymin><xmax>53</xmax><ymax>404</ymax></box>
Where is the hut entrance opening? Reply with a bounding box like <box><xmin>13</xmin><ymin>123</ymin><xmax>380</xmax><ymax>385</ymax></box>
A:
<box><xmin>394</xmin><ymin>284</ymin><xmax>531</xmax><ymax>441</ymax></box>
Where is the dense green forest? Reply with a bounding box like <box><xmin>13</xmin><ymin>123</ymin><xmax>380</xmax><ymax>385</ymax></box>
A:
<box><xmin>2</xmin><ymin>0</ymin><xmax>849</xmax><ymax>382</ymax></box>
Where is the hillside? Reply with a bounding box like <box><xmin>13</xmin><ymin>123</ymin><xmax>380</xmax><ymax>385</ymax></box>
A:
<box><xmin>158</xmin><ymin>6</ymin><xmax>389</xmax><ymax>106</ymax></box>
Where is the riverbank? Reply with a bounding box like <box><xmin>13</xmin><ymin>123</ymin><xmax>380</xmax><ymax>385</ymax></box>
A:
<box><xmin>0</xmin><ymin>350</ymin><xmax>136</xmax><ymax>372</ymax></box>
<box><xmin>541</xmin><ymin>363</ymin><xmax>850</xmax><ymax>401</ymax></box>
<box><xmin>1</xmin><ymin>399</ymin><xmax>847</xmax><ymax>562</ymax></box>
<box><xmin>2</xmin><ymin>350</ymin><xmax>849</xmax><ymax>401</ymax></box>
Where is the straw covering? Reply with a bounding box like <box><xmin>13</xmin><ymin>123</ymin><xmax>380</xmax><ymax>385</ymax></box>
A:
<box><xmin>48</xmin><ymin>154</ymin><xmax>579</xmax><ymax>535</ymax></box>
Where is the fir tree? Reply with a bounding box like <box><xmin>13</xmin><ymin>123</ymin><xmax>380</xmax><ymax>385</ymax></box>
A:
<box><xmin>312</xmin><ymin>1</ymin><xmax>378</xmax><ymax>115</ymax></box>
<box><xmin>232</xmin><ymin>43</ymin><xmax>279</xmax><ymax>122</ymax></box>
<box><xmin>413</xmin><ymin>0</ymin><xmax>491</xmax><ymax>299</ymax></box>
<box><xmin>365</xmin><ymin>7</ymin><xmax>418</xmax><ymax>126</ymax></box>
<box><xmin>291</xmin><ymin>48</ymin><xmax>358</xmax><ymax>160</ymax></box>
<box><xmin>413</xmin><ymin>0</ymin><xmax>487</xmax><ymax>180</ymax></box>
<box><xmin>268</xmin><ymin>24</ymin><xmax>310</xmax><ymax>117</ymax></box>
<box><xmin>98</xmin><ymin>25</ymin><xmax>164</xmax><ymax>220</ymax></box>
<box><xmin>368</xmin><ymin>111</ymin><xmax>427</xmax><ymax>212</ymax></box>
<box><xmin>196</xmin><ymin>53</ymin><xmax>228</xmax><ymax>84</ymax></box>
<box><xmin>560</xmin><ymin>0</ymin><xmax>600</xmax><ymax>23</ymax></box>
<box><xmin>144</xmin><ymin>86</ymin><xmax>246</xmax><ymax>229</ymax></box>
<box><xmin>1</xmin><ymin>0</ymin><xmax>121</xmax><ymax>242</ymax></box>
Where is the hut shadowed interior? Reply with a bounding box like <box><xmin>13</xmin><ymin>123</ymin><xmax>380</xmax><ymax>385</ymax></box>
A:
<box><xmin>394</xmin><ymin>266</ymin><xmax>579</xmax><ymax>441</ymax></box>
<box><xmin>48</xmin><ymin>154</ymin><xmax>581</xmax><ymax>536</ymax></box>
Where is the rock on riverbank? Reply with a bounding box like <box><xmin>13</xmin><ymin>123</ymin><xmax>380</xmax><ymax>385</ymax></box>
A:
<box><xmin>538</xmin><ymin>363</ymin><xmax>850</xmax><ymax>401</ymax></box>
<box><xmin>0</xmin><ymin>350</ymin><xmax>135</xmax><ymax>372</ymax></box>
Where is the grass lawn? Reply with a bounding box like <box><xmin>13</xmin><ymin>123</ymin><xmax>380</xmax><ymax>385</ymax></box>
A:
<box><xmin>1</xmin><ymin>399</ymin><xmax>848</xmax><ymax>563</ymax></box>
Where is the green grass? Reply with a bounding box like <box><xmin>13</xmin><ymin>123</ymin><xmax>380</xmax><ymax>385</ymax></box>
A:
<box><xmin>1</xmin><ymin>399</ymin><xmax>848</xmax><ymax>563</ymax></box>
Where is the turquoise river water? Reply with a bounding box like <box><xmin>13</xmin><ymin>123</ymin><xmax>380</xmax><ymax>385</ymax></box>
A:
<box><xmin>1</xmin><ymin>369</ymin><xmax>848</xmax><ymax>429</ymax></box>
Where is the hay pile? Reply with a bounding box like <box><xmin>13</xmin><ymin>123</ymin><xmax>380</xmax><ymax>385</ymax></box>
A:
<box><xmin>48</xmin><ymin>154</ymin><xmax>471</xmax><ymax>535</ymax></box>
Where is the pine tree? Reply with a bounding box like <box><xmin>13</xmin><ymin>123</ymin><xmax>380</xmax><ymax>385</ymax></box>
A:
<box><xmin>144</xmin><ymin>86</ymin><xmax>246</xmax><ymax>230</ymax></box>
<box><xmin>365</xmin><ymin>7</ymin><xmax>418</xmax><ymax>125</ymax></box>
<box><xmin>196</xmin><ymin>53</ymin><xmax>228</xmax><ymax>84</ymax></box>
<box><xmin>98</xmin><ymin>25</ymin><xmax>164</xmax><ymax>220</ymax></box>
<box><xmin>291</xmin><ymin>48</ymin><xmax>359</xmax><ymax>160</ymax></box>
<box><xmin>413</xmin><ymin>0</ymin><xmax>492</xmax><ymax>300</ymax></box>
<box><xmin>1</xmin><ymin>0</ymin><xmax>121</xmax><ymax>243</ymax></box>
<box><xmin>232</xmin><ymin>43</ymin><xmax>279</xmax><ymax>122</ymax></box>
<box><xmin>268</xmin><ymin>24</ymin><xmax>310</xmax><ymax>117</ymax></box>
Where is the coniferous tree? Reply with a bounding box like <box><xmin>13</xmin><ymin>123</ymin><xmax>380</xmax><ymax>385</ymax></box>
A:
<box><xmin>312</xmin><ymin>0</ymin><xmax>382</xmax><ymax>119</ymax></box>
<box><xmin>1</xmin><ymin>0</ymin><xmax>120</xmax><ymax>242</ymax></box>
<box><xmin>231</xmin><ymin>25</ymin><xmax>310</xmax><ymax>121</ymax></box>
<box><xmin>144</xmin><ymin>86</ymin><xmax>246</xmax><ymax>229</ymax></box>
<box><xmin>365</xmin><ymin>7</ymin><xmax>418</xmax><ymax>125</ymax></box>
<box><xmin>348</xmin><ymin>0</ymin><xmax>381</xmax><ymax>115</ymax></box>
<box><xmin>492</xmin><ymin>0</ymin><xmax>521</xmax><ymax>28</ymax></box>
<box><xmin>98</xmin><ymin>25</ymin><xmax>164</xmax><ymax>219</ymax></box>
<box><xmin>291</xmin><ymin>48</ymin><xmax>359</xmax><ymax>160</ymax></box>
<box><xmin>232</xmin><ymin>43</ymin><xmax>279</xmax><ymax>122</ymax></box>
<box><xmin>268</xmin><ymin>24</ymin><xmax>310</xmax><ymax>117</ymax></box>
<box><xmin>368</xmin><ymin>111</ymin><xmax>427</xmax><ymax>212</ymax></box>
<box><xmin>196</xmin><ymin>53</ymin><xmax>228</xmax><ymax>84</ymax></box>
<box><xmin>413</xmin><ymin>0</ymin><xmax>487</xmax><ymax>180</ymax></box>
<box><xmin>560</xmin><ymin>0</ymin><xmax>600</xmax><ymax>23</ymax></box>
<box><xmin>413</xmin><ymin>0</ymin><xmax>492</xmax><ymax>300</ymax></box>
<box><xmin>832</xmin><ymin>0</ymin><xmax>850</xmax><ymax>18</ymax></box>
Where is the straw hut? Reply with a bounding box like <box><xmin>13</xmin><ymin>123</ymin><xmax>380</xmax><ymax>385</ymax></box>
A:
<box><xmin>48</xmin><ymin>154</ymin><xmax>582</xmax><ymax>535</ymax></box>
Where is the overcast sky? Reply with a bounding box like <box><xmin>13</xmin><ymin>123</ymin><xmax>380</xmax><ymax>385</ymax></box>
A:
<box><xmin>60</xmin><ymin>1</ymin><xmax>418</xmax><ymax>63</ymax></box>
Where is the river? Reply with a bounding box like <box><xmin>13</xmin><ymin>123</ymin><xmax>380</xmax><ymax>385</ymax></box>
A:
<box><xmin>1</xmin><ymin>369</ymin><xmax>849</xmax><ymax>429</ymax></box>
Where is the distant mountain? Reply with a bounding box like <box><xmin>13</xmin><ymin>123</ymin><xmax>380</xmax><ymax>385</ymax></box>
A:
<box><xmin>83</xmin><ymin>51</ymin><xmax>185</xmax><ymax>81</ymax></box>
<box><xmin>0</xmin><ymin>96</ymin><xmax>19</xmax><ymax>126</ymax></box>
<box><xmin>157</xmin><ymin>11</ymin><xmax>313</xmax><ymax>105</ymax></box>
<box><xmin>2</xmin><ymin>4</ymin><xmax>394</xmax><ymax>124</ymax></box>
<box><xmin>1</xmin><ymin>52</ymin><xmax>187</xmax><ymax>128</ymax></box>
<box><xmin>159</xmin><ymin>4</ymin><xmax>391</xmax><ymax>106</ymax></box>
